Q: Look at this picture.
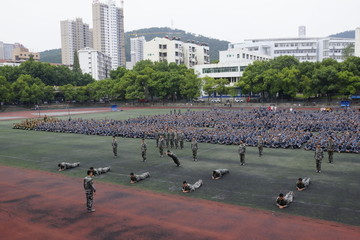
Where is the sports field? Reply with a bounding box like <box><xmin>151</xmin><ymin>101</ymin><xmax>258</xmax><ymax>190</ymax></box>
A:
<box><xmin>0</xmin><ymin>107</ymin><xmax>359</xmax><ymax>233</ymax></box>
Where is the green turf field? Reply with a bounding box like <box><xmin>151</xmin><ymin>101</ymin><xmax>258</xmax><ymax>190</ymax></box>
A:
<box><xmin>0</xmin><ymin>108</ymin><xmax>359</xmax><ymax>226</ymax></box>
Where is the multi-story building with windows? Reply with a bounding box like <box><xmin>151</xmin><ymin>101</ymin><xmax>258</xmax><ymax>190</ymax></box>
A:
<box><xmin>60</xmin><ymin>18</ymin><xmax>92</xmax><ymax>66</ymax></box>
<box><xmin>129</xmin><ymin>36</ymin><xmax>145</xmax><ymax>69</ymax></box>
<box><xmin>92</xmin><ymin>0</ymin><xmax>125</xmax><ymax>70</ymax></box>
<box><xmin>0</xmin><ymin>41</ymin><xmax>15</xmax><ymax>60</ymax></box>
<box><xmin>12</xmin><ymin>44</ymin><xmax>40</xmax><ymax>62</ymax></box>
<box><xmin>229</xmin><ymin>37</ymin><xmax>355</xmax><ymax>62</ymax></box>
<box><xmin>144</xmin><ymin>37</ymin><xmax>184</xmax><ymax>65</ymax></box>
<box><xmin>183</xmin><ymin>41</ymin><xmax>210</xmax><ymax>68</ymax></box>
<box><xmin>78</xmin><ymin>47</ymin><xmax>111</xmax><ymax>80</ymax></box>
<box><xmin>194</xmin><ymin>48</ymin><xmax>271</xmax><ymax>90</ymax></box>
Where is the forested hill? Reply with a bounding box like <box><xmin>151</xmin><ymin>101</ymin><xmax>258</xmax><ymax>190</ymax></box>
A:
<box><xmin>40</xmin><ymin>49</ymin><xmax>61</xmax><ymax>64</ymax></box>
<box><xmin>329</xmin><ymin>30</ymin><xmax>355</xmax><ymax>38</ymax></box>
<box><xmin>125</xmin><ymin>27</ymin><xmax>230</xmax><ymax>62</ymax></box>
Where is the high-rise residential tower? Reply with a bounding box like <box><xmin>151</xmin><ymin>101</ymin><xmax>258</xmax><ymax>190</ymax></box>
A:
<box><xmin>60</xmin><ymin>18</ymin><xmax>92</xmax><ymax>66</ymax></box>
<box><xmin>130</xmin><ymin>36</ymin><xmax>145</xmax><ymax>68</ymax></box>
<box><xmin>92</xmin><ymin>0</ymin><xmax>125</xmax><ymax>70</ymax></box>
<box><xmin>355</xmin><ymin>27</ymin><xmax>360</xmax><ymax>57</ymax></box>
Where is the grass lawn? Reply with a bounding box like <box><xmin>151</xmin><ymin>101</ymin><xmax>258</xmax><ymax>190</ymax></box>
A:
<box><xmin>0</xmin><ymin>108</ymin><xmax>359</xmax><ymax>226</ymax></box>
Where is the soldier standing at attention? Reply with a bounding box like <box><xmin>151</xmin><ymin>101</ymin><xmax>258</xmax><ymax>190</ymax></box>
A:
<box><xmin>84</xmin><ymin>170</ymin><xmax>96</xmax><ymax>213</ymax></box>
<box><xmin>174</xmin><ymin>130</ymin><xmax>179</xmax><ymax>149</ymax></box>
<box><xmin>178</xmin><ymin>131</ymin><xmax>185</xmax><ymax>149</ymax></box>
<box><xmin>159</xmin><ymin>135</ymin><xmax>166</xmax><ymax>157</ymax></box>
<box><xmin>327</xmin><ymin>136</ymin><xmax>334</xmax><ymax>163</ymax></box>
<box><xmin>165</xmin><ymin>130</ymin><xmax>170</xmax><ymax>148</ymax></box>
<box><xmin>170</xmin><ymin>129</ymin><xmax>175</xmax><ymax>148</ymax></box>
<box><xmin>314</xmin><ymin>144</ymin><xmax>324</xmax><ymax>173</ymax></box>
<box><xmin>238</xmin><ymin>140</ymin><xmax>246</xmax><ymax>165</ymax></box>
<box><xmin>112</xmin><ymin>136</ymin><xmax>118</xmax><ymax>158</ymax></box>
<box><xmin>141</xmin><ymin>138</ymin><xmax>147</xmax><ymax>162</ymax></box>
<box><xmin>191</xmin><ymin>137</ymin><xmax>198</xmax><ymax>161</ymax></box>
<box><xmin>154</xmin><ymin>132</ymin><xmax>159</xmax><ymax>147</ymax></box>
<box><xmin>257</xmin><ymin>135</ymin><xmax>264</xmax><ymax>157</ymax></box>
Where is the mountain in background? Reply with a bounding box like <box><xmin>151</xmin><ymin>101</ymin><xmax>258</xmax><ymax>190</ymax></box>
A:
<box><xmin>328</xmin><ymin>30</ymin><xmax>355</xmax><ymax>38</ymax></box>
<box><xmin>40</xmin><ymin>49</ymin><xmax>61</xmax><ymax>64</ymax></box>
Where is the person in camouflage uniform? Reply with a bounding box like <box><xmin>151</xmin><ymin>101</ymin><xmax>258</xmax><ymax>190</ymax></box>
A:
<box><xmin>130</xmin><ymin>172</ymin><xmax>150</xmax><ymax>183</ymax></box>
<box><xmin>89</xmin><ymin>166</ymin><xmax>110</xmax><ymax>176</ymax></box>
<box><xmin>327</xmin><ymin>137</ymin><xmax>335</xmax><ymax>163</ymax></box>
<box><xmin>170</xmin><ymin>129</ymin><xmax>175</xmax><ymax>148</ymax></box>
<box><xmin>238</xmin><ymin>140</ymin><xmax>246</xmax><ymax>165</ymax></box>
<box><xmin>174</xmin><ymin>130</ymin><xmax>179</xmax><ymax>149</ymax></box>
<box><xmin>154</xmin><ymin>132</ymin><xmax>159</xmax><ymax>147</ymax></box>
<box><xmin>314</xmin><ymin>144</ymin><xmax>324</xmax><ymax>173</ymax></box>
<box><xmin>212</xmin><ymin>169</ymin><xmax>229</xmax><ymax>180</ymax></box>
<box><xmin>112</xmin><ymin>136</ymin><xmax>118</xmax><ymax>158</ymax></box>
<box><xmin>58</xmin><ymin>162</ymin><xmax>80</xmax><ymax>171</ymax></box>
<box><xmin>178</xmin><ymin>131</ymin><xmax>185</xmax><ymax>149</ymax></box>
<box><xmin>158</xmin><ymin>135</ymin><xmax>166</xmax><ymax>157</ymax></box>
<box><xmin>257</xmin><ymin>135</ymin><xmax>263</xmax><ymax>157</ymax></box>
<box><xmin>191</xmin><ymin>137</ymin><xmax>198</xmax><ymax>161</ymax></box>
<box><xmin>165</xmin><ymin>130</ymin><xmax>170</xmax><ymax>148</ymax></box>
<box><xmin>165</xmin><ymin>150</ymin><xmax>181</xmax><ymax>166</ymax></box>
<box><xmin>83</xmin><ymin>170</ymin><xmax>96</xmax><ymax>213</ymax></box>
<box><xmin>141</xmin><ymin>138</ymin><xmax>147</xmax><ymax>162</ymax></box>
<box><xmin>182</xmin><ymin>179</ymin><xmax>203</xmax><ymax>192</ymax></box>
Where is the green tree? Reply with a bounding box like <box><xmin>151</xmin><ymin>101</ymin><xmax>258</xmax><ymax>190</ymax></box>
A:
<box><xmin>202</xmin><ymin>76</ymin><xmax>216</xmax><ymax>102</ymax></box>
<box><xmin>215</xmin><ymin>78</ymin><xmax>230</xmax><ymax>101</ymax></box>
<box><xmin>72</xmin><ymin>51</ymin><xmax>82</xmax><ymax>74</ymax></box>
<box><xmin>0</xmin><ymin>76</ymin><xmax>11</xmax><ymax>104</ymax></box>
<box><xmin>179</xmin><ymin>69</ymin><xmax>202</xmax><ymax>100</ymax></box>
<box><xmin>342</xmin><ymin>43</ymin><xmax>354</xmax><ymax>59</ymax></box>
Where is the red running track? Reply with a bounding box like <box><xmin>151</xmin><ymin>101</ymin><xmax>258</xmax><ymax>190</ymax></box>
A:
<box><xmin>0</xmin><ymin>165</ymin><xmax>359</xmax><ymax>240</ymax></box>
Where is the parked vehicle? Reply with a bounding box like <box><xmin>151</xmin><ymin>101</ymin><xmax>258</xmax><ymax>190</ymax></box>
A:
<box><xmin>211</xmin><ymin>98</ymin><xmax>221</xmax><ymax>103</ymax></box>
<box><xmin>192</xmin><ymin>98</ymin><xmax>205</xmax><ymax>103</ymax></box>
<box><xmin>234</xmin><ymin>98</ymin><xmax>244</xmax><ymax>103</ymax></box>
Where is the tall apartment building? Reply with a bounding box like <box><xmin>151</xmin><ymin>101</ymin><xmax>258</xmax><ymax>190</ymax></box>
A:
<box><xmin>183</xmin><ymin>41</ymin><xmax>210</xmax><ymax>68</ymax></box>
<box><xmin>78</xmin><ymin>47</ymin><xmax>112</xmax><ymax>80</ymax></box>
<box><xmin>92</xmin><ymin>0</ymin><xmax>125</xmax><ymax>70</ymax></box>
<box><xmin>229</xmin><ymin>37</ymin><xmax>355</xmax><ymax>62</ymax></box>
<box><xmin>129</xmin><ymin>36</ymin><xmax>145</xmax><ymax>69</ymax></box>
<box><xmin>60</xmin><ymin>18</ymin><xmax>92</xmax><ymax>66</ymax></box>
<box><xmin>0</xmin><ymin>42</ymin><xmax>16</xmax><ymax>60</ymax></box>
<box><xmin>355</xmin><ymin>27</ymin><xmax>360</xmax><ymax>57</ymax></box>
<box><xmin>144</xmin><ymin>37</ymin><xmax>184</xmax><ymax>65</ymax></box>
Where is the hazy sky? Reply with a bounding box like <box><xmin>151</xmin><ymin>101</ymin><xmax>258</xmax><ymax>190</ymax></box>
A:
<box><xmin>1</xmin><ymin>0</ymin><xmax>359</xmax><ymax>52</ymax></box>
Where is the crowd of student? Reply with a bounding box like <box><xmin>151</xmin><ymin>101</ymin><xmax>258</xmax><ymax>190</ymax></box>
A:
<box><xmin>13</xmin><ymin>108</ymin><xmax>360</xmax><ymax>153</ymax></box>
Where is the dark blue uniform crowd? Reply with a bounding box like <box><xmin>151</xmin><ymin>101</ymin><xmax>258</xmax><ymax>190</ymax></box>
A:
<box><xmin>14</xmin><ymin>108</ymin><xmax>360</xmax><ymax>153</ymax></box>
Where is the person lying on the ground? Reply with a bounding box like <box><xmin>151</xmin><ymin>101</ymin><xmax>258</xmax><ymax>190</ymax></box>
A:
<box><xmin>212</xmin><ymin>169</ymin><xmax>229</xmax><ymax>180</ymax></box>
<box><xmin>130</xmin><ymin>172</ymin><xmax>150</xmax><ymax>183</ymax></box>
<box><xmin>276</xmin><ymin>191</ymin><xmax>294</xmax><ymax>209</ymax></box>
<box><xmin>296</xmin><ymin>177</ymin><xmax>311</xmax><ymax>191</ymax></box>
<box><xmin>58</xmin><ymin>162</ymin><xmax>80</xmax><ymax>171</ymax></box>
<box><xmin>89</xmin><ymin>166</ymin><xmax>111</xmax><ymax>176</ymax></box>
<box><xmin>182</xmin><ymin>179</ymin><xmax>203</xmax><ymax>192</ymax></box>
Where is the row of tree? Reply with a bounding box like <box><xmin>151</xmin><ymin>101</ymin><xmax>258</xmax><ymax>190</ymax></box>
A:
<box><xmin>236</xmin><ymin>56</ymin><xmax>360</xmax><ymax>101</ymax></box>
<box><xmin>1</xmin><ymin>56</ymin><xmax>360</xmax><ymax>105</ymax></box>
<box><xmin>0</xmin><ymin>60</ymin><xmax>201</xmax><ymax>104</ymax></box>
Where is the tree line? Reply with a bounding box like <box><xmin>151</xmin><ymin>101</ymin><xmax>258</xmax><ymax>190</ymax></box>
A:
<box><xmin>1</xmin><ymin>56</ymin><xmax>360</xmax><ymax>105</ymax></box>
<box><xmin>236</xmin><ymin>56</ymin><xmax>360</xmax><ymax>101</ymax></box>
<box><xmin>0</xmin><ymin>59</ymin><xmax>201</xmax><ymax>105</ymax></box>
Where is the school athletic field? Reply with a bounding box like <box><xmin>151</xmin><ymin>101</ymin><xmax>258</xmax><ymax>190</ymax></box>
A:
<box><xmin>0</xmin><ymin>107</ymin><xmax>359</xmax><ymax>239</ymax></box>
